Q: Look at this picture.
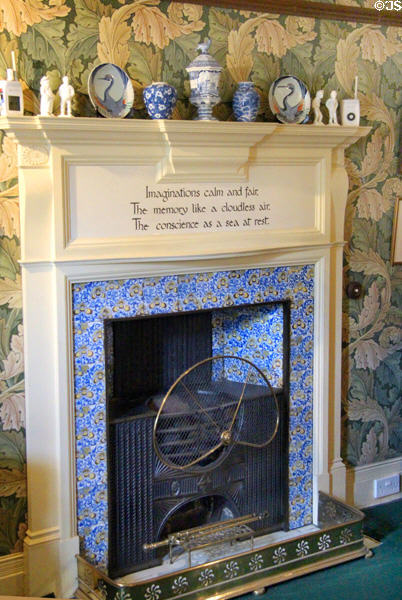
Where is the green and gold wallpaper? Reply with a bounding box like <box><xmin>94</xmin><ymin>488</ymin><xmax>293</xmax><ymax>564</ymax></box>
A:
<box><xmin>0</xmin><ymin>0</ymin><xmax>400</xmax><ymax>556</ymax></box>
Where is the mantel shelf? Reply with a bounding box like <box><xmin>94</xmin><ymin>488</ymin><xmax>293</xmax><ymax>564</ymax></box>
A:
<box><xmin>1</xmin><ymin>116</ymin><xmax>370</xmax><ymax>182</ymax></box>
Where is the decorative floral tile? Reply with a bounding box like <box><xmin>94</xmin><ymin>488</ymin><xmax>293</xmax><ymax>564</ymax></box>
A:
<box><xmin>72</xmin><ymin>265</ymin><xmax>314</xmax><ymax>568</ymax></box>
<box><xmin>212</xmin><ymin>303</ymin><xmax>283</xmax><ymax>388</ymax></box>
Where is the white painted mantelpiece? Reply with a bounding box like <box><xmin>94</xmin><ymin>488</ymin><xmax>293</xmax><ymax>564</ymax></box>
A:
<box><xmin>0</xmin><ymin>117</ymin><xmax>369</xmax><ymax>598</ymax></box>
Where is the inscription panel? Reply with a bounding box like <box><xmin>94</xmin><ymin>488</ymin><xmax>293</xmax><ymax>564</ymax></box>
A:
<box><xmin>68</xmin><ymin>163</ymin><xmax>321</xmax><ymax>244</ymax></box>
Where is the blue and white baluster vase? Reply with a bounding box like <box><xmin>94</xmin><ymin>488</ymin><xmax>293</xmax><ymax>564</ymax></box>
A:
<box><xmin>233</xmin><ymin>81</ymin><xmax>260</xmax><ymax>122</ymax></box>
<box><xmin>143</xmin><ymin>82</ymin><xmax>177</xmax><ymax>119</ymax></box>
<box><xmin>186</xmin><ymin>38</ymin><xmax>222</xmax><ymax>120</ymax></box>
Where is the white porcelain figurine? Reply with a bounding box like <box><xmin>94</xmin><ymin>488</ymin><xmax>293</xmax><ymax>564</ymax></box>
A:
<box><xmin>326</xmin><ymin>90</ymin><xmax>339</xmax><ymax>125</ymax></box>
<box><xmin>312</xmin><ymin>90</ymin><xmax>324</xmax><ymax>125</ymax></box>
<box><xmin>40</xmin><ymin>76</ymin><xmax>54</xmax><ymax>116</ymax></box>
<box><xmin>58</xmin><ymin>76</ymin><xmax>74</xmax><ymax>117</ymax></box>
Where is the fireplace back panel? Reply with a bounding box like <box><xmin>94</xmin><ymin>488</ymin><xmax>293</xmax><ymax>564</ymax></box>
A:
<box><xmin>110</xmin><ymin>312</ymin><xmax>212</xmax><ymax>402</ymax></box>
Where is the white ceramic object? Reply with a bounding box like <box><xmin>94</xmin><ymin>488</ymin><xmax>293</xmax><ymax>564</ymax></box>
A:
<box><xmin>269</xmin><ymin>75</ymin><xmax>311</xmax><ymax>124</ymax></box>
<box><xmin>0</xmin><ymin>52</ymin><xmax>24</xmax><ymax>116</ymax></box>
<box><xmin>143</xmin><ymin>82</ymin><xmax>177</xmax><ymax>119</ymax></box>
<box><xmin>186</xmin><ymin>38</ymin><xmax>222</xmax><ymax>121</ymax></box>
<box><xmin>341</xmin><ymin>99</ymin><xmax>360</xmax><ymax>126</ymax></box>
<box><xmin>325</xmin><ymin>90</ymin><xmax>339</xmax><ymax>126</ymax></box>
<box><xmin>88</xmin><ymin>63</ymin><xmax>134</xmax><ymax>118</ymax></box>
<box><xmin>58</xmin><ymin>76</ymin><xmax>74</xmax><ymax>117</ymax></box>
<box><xmin>40</xmin><ymin>76</ymin><xmax>54</xmax><ymax>116</ymax></box>
<box><xmin>312</xmin><ymin>90</ymin><xmax>324</xmax><ymax>125</ymax></box>
<box><xmin>233</xmin><ymin>82</ymin><xmax>260</xmax><ymax>122</ymax></box>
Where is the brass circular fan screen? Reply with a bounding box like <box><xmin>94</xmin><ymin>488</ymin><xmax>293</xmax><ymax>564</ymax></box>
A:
<box><xmin>153</xmin><ymin>355</ymin><xmax>279</xmax><ymax>471</ymax></box>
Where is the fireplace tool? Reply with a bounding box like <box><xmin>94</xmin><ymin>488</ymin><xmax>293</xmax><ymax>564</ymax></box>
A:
<box><xmin>148</xmin><ymin>355</ymin><xmax>279</xmax><ymax>562</ymax></box>
<box><xmin>144</xmin><ymin>511</ymin><xmax>268</xmax><ymax>567</ymax></box>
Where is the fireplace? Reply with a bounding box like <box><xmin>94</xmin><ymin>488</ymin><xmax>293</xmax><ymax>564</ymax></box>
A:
<box><xmin>72</xmin><ymin>265</ymin><xmax>313</xmax><ymax>575</ymax></box>
<box><xmin>102</xmin><ymin>300</ymin><xmax>290</xmax><ymax>577</ymax></box>
<box><xmin>0</xmin><ymin>117</ymin><xmax>370</xmax><ymax>598</ymax></box>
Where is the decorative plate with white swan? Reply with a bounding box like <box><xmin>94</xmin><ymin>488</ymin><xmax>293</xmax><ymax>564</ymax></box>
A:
<box><xmin>268</xmin><ymin>75</ymin><xmax>311</xmax><ymax>124</ymax></box>
<box><xmin>88</xmin><ymin>63</ymin><xmax>134</xmax><ymax>118</ymax></box>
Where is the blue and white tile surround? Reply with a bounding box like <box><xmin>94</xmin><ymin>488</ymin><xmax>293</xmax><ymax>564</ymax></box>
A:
<box><xmin>212</xmin><ymin>303</ymin><xmax>284</xmax><ymax>388</ymax></box>
<box><xmin>72</xmin><ymin>265</ymin><xmax>314</xmax><ymax>570</ymax></box>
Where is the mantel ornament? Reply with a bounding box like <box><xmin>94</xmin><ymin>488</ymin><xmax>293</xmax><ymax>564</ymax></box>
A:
<box><xmin>40</xmin><ymin>75</ymin><xmax>54</xmax><ymax>117</ymax></box>
<box><xmin>233</xmin><ymin>82</ymin><xmax>260</xmax><ymax>122</ymax></box>
<box><xmin>88</xmin><ymin>63</ymin><xmax>134</xmax><ymax>118</ymax></box>
<box><xmin>186</xmin><ymin>38</ymin><xmax>223</xmax><ymax>121</ymax></box>
<box><xmin>58</xmin><ymin>76</ymin><xmax>74</xmax><ymax>117</ymax></box>
<box><xmin>326</xmin><ymin>90</ymin><xmax>339</xmax><ymax>126</ymax></box>
<box><xmin>0</xmin><ymin>51</ymin><xmax>23</xmax><ymax>117</ymax></box>
<box><xmin>312</xmin><ymin>90</ymin><xmax>324</xmax><ymax>126</ymax></box>
<box><xmin>268</xmin><ymin>75</ymin><xmax>311</xmax><ymax>124</ymax></box>
<box><xmin>341</xmin><ymin>76</ymin><xmax>360</xmax><ymax>126</ymax></box>
<box><xmin>143</xmin><ymin>82</ymin><xmax>177</xmax><ymax>119</ymax></box>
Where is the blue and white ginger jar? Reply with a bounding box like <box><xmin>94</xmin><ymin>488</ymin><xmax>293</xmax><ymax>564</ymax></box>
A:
<box><xmin>233</xmin><ymin>82</ymin><xmax>260</xmax><ymax>122</ymax></box>
<box><xmin>143</xmin><ymin>82</ymin><xmax>177</xmax><ymax>119</ymax></box>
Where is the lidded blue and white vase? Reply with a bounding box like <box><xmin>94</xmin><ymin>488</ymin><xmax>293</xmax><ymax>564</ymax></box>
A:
<box><xmin>186</xmin><ymin>38</ymin><xmax>222</xmax><ymax>120</ymax></box>
<box><xmin>143</xmin><ymin>82</ymin><xmax>177</xmax><ymax>119</ymax></box>
<box><xmin>233</xmin><ymin>82</ymin><xmax>260</xmax><ymax>122</ymax></box>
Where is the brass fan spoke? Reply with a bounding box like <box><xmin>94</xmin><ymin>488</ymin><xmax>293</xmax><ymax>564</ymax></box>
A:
<box><xmin>179</xmin><ymin>380</ymin><xmax>221</xmax><ymax>435</ymax></box>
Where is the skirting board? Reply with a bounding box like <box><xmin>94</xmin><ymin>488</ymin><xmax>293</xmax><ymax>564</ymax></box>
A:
<box><xmin>0</xmin><ymin>552</ymin><xmax>24</xmax><ymax>595</ymax></box>
<box><xmin>348</xmin><ymin>457</ymin><xmax>402</xmax><ymax>508</ymax></box>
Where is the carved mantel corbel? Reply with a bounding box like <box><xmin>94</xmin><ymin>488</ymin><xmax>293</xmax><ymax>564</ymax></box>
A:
<box><xmin>18</xmin><ymin>143</ymin><xmax>50</xmax><ymax>167</ymax></box>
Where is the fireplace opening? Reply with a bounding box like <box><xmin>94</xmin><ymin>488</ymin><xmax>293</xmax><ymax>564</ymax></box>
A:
<box><xmin>105</xmin><ymin>301</ymin><xmax>290</xmax><ymax>578</ymax></box>
<box><xmin>156</xmin><ymin>495</ymin><xmax>237</xmax><ymax>559</ymax></box>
